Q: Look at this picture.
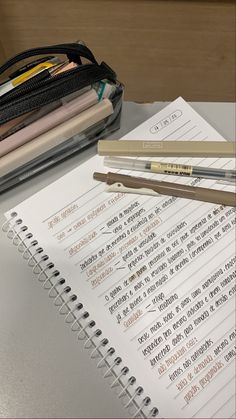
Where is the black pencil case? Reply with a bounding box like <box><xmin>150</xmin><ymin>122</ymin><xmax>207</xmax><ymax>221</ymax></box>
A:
<box><xmin>0</xmin><ymin>42</ymin><xmax>119</xmax><ymax>124</ymax></box>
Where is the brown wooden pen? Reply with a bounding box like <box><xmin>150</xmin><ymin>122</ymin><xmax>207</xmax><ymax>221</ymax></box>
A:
<box><xmin>93</xmin><ymin>172</ymin><xmax>236</xmax><ymax>207</ymax></box>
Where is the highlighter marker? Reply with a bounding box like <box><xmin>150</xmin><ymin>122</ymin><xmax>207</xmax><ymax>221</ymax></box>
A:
<box><xmin>0</xmin><ymin>58</ymin><xmax>60</xmax><ymax>97</ymax></box>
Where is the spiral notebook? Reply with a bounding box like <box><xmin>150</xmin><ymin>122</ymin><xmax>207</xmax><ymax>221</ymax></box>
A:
<box><xmin>3</xmin><ymin>97</ymin><xmax>236</xmax><ymax>418</ymax></box>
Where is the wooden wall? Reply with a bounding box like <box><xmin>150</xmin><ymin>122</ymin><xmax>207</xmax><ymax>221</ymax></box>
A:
<box><xmin>0</xmin><ymin>0</ymin><xmax>235</xmax><ymax>102</ymax></box>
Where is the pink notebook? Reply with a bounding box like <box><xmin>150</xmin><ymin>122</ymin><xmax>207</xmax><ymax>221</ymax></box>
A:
<box><xmin>0</xmin><ymin>89</ymin><xmax>99</xmax><ymax>158</ymax></box>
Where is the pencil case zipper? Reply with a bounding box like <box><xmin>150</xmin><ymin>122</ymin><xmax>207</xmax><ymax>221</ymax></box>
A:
<box><xmin>0</xmin><ymin>43</ymin><xmax>98</xmax><ymax>75</ymax></box>
<box><xmin>0</xmin><ymin>43</ymin><xmax>116</xmax><ymax>124</ymax></box>
<box><xmin>0</xmin><ymin>63</ymin><xmax>115</xmax><ymax>124</ymax></box>
<box><xmin>0</xmin><ymin>62</ymin><xmax>115</xmax><ymax>105</ymax></box>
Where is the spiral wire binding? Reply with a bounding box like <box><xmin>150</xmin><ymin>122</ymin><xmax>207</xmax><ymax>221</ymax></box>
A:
<box><xmin>3</xmin><ymin>212</ymin><xmax>159</xmax><ymax>419</ymax></box>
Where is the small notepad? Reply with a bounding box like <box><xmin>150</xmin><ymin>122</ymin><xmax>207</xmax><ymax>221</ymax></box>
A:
<box><xmin>4</xmin><ymin>97</ymin><xmax>236</xmax><ymax>418</ymax></box>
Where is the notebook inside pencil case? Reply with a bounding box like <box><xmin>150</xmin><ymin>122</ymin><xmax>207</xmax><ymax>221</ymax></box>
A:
<box><xmin>0</xmin><ymin>42</ymin><xmax>124</xmax><ymax>192</ymax></box>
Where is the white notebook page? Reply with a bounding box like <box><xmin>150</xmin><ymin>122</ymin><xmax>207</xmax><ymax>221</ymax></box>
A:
<box><xmin>6</xmin><ymin>98</ymin><xmax>236</xmax><ymax>418</ymax></box>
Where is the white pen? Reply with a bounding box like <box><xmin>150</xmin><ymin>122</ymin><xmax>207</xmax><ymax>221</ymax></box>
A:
<box><xmin>104</xmin><ymin>156</ymin><xmax>236</xmax><ymax>183</ymax></box>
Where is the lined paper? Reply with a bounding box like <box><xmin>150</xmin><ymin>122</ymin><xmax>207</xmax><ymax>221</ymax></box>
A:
<box><xmin>7</xmin><ymin>97</ymin><xmax>236</xmax><ymax>418</ymax></box>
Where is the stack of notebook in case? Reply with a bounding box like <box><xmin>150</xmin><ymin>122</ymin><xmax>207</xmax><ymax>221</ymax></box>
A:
<box><xmin>0</xmin><ymin>42</ymin><xmax>123</xmax><ymax>193</ymax></box>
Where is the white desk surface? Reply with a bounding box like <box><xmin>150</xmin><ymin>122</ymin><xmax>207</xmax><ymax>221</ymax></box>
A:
<box><xmin>0</xmin><ymin>101</ymin><xmax>235</xmax><ymax>418</ymax></box>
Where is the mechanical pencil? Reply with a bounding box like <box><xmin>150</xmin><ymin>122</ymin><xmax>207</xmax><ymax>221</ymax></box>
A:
<box><xmin>104</xmin><ymin>156</ymin><xmax>236</xmax><ymax>183</ymax></box>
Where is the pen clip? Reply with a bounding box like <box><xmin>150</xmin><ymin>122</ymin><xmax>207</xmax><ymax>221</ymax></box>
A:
<box><xmin>105</xmin><ymin>182</ymin><xmax>160</xmax><ymax>196</ymax></box>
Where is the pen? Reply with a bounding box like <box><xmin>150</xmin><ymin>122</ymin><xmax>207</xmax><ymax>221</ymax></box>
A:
<box><xmin>0</xmin><ymin>59</ymin><xmax>60</xmax><ymax>97</ymax></box>
<box><xmin>97</xmin><ymin>140</ymin><xmax>236</xmax><ymax>158</ymax></box>
<box><xmin>0</xmin><ymin>56</ymin><xmax>56</xmax><ymax>86</ymax></box>
<box><xmin>12</xmin><ymin>61</ymin><xmax>71</xmax><ymax>88</ymax></box>
<box><xmin>104</xmin><ymin>156</ymin><xmax>236</xmax><ymax>183</ymax></box>
<box><xmin>8</xmin><ymin>56</ymin><xmax>55</xmax><ymax>79</ymax></box>
<box><xmin>0</xmin><ymin>61</ymin><xmax>81</xmax><ymax>128</ymax></box>
<box><xmin>93</xmin><ymin>172</ymin><xmax>236</xmax><ymax>207</ymax></box>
